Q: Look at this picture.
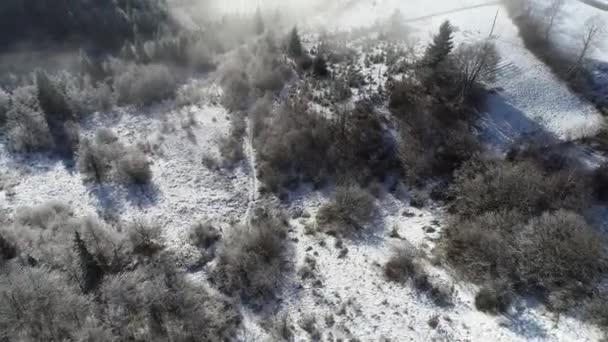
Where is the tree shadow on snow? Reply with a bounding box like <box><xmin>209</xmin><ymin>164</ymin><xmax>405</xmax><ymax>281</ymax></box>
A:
<box><xmin>477</xmin><ymin>91</ymin><xmax>559</xmax><ymax>152</ymax></box>
<box><xmin>125</xmin><ymin>183</ymin><xmax>161</xmax><ymax>209</ymax></box>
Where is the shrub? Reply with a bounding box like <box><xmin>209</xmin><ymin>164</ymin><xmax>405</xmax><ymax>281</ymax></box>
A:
<box><xmin>15</xmin><ymin>200</ymin><xmax>73</xmax><ymax>230</ymax></box>
<box><xmin>517</xmin><ymin>210</ymin><xmax>606</xmax><ymax>291</ymax></box>
<box><xmin>475</xmin><ymin>282</ymin><xmax>513</xmax><ymax>314</ymax></box>
<box><xmin>8</xmin><ymin>202</ymin><xmax>130</xmax><ymax>271</ymax></box>
<box><xmin>116</xmin><ymin>148</ymin><xmax>152</xmax><ymax>185</ymax></box>
<box><xmin>6</xmin><ymin>86</ymin><xmax>54</xmax><ymax>153</ymax></box>
<box><xmin>127</xmin><ymin>220</ymin><xmax>164</xmax><ymax>256</ymax></box>
<box><xmin>444</xmin><ymin>208</ymin><xmax>607</xmax><ymax>299</ymax></box>
<box><xmin>444</xmin><ymin>210</ymin><xmax>523</xmax><ymax>282</ymax></box>
<box><xmin>450</xmin><ymin>157</ymin><xmax>591</xmax><ymax>218</ymax></box>
<box><xmin>100</xmin><ymin>265</ymin><xmax>241</xmax><ymax>341</ymax></box>
<box><xmin>189</xmin><ymin>221</ymin><xmax>221</xmax><ymax>248</ymax></box>
<box><xmin>77</xmin><ymin>131</ymin><xmax>122</xmax><ymax>183</ymax></box>
<box><xmin>220</xmin><ymin>67</ymin><xmax>251</xmax><ymax>111</ymax></box>
<box><xmin>384</xmin><ymin>246</ymin><xmax>420</xmax><ymax>283</ymax></box>
<box><xmin>212</xmin><ymin>207</ymin><xmax>292</xmax><ymax>302</ymax></box>
<box><xmin>0</xmin><ymin>266</ymin><xmax>94</xmax><ymax>341</ymax></box>
<box><xmin>255</xmin><ymin>99</ymin><xmax>398</xmax><ymax>193</ymax></box>
<box><xmin>113</xmin><ymin>62</ymin><xmax>177</xmax><ymax>106</ymax></box>
<box><xmin>317</xmin><ymin>185</ymin><xmax>376</xmax><ymax>235</ymax></box>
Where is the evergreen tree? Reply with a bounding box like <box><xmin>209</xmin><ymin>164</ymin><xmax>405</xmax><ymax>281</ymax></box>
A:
<box><xmin>288</xmin><ymin>27</ymin><xmax>303</xmax><ymax>58</ymax></box>
<box><xmin>73</xmin><ymin>231</ymin><xmax>104</xmax><ymax>294</ymax></box>
<box><xmin>254</xmin><ymin>7</ymin><xmax>265</xmax><ymax>35</ymax></box>
<box><xmin>313</xmin><ymin>55</ymin><xmax>329</xmax><ymax>77</ymax></box>
<box><xmin>423</xmin><ymin>21</ymin><xmax>455</xmax><ymax>67</ymax></box>
<box><xmin>36</xmin><ymin>70</ymin><xmax>73</xmax><ymax>123</ymax></box>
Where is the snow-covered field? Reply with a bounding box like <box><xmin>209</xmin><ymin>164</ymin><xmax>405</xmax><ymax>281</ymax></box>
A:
<box><xmin>1</xmin><ymin>0</ymin><xmax>607</xmax><ymax>341</ymax></box>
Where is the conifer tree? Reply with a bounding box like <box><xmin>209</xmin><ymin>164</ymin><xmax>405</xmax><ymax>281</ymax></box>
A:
<box><xmin>423</xmin><ymin>21</ymin><xmax>455</xmax><ymax>67</ymax></box>
<box><xmin>254</xmin><ymin>7</ymin><xmax>265</xmax><ymax>35</ymax></box>
<box><xmin>73</xmin><ymin>231</ymin><xmax>104</xmax><ymax>294</ymax></box>
<box><xmin>288</xmin><ymin>27</ymin><xmax>303</xmax><ymax>58</ymax></box>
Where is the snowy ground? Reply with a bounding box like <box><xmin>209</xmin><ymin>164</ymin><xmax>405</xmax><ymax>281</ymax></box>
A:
<box><xmin>1</xmin><ymin>0</ymin><xmax>607</xmax><ymax>341</ymax></box>
<box><xmin>0</xmin><ymin>88</ymin><xmax>252</xmax><ymax>261</ymax></box>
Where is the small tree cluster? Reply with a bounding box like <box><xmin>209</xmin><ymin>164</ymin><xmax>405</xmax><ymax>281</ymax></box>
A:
<box><xmin>77</xmin><ymin>128</ymin><xmax>152</xmax><ymax>185</ymax></box>
<box><xmin>0</xmin><ymin>201</ymin><xmax>241</xmax><ymax>341</ymax></box>
<box><xmin>212</xmin><ymin>207</ymin><xmax>292</xmax><ymax>303</ymax></box>
<box><xmin>317</xmin><ymin>185</ymin><xmax>377</xmax><ymax>236</ymax></box>
<box><xmin>443</xmin><ymin>154</ymin><xmax>605</xmax><ymax>306</ymax></box>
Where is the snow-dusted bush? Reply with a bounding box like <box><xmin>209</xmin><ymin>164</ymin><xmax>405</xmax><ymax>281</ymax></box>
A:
<box><xmin>220</xmin><ymin>67</ymin><xmax>251</xmax><ymax>111</ymax></box>
<box><xmin>116</xmin><ymin>148</ymin><xmax>153</xmax><ymax>185</ymax></box>
<box><xmin>127</xmin><ymin>220</ymin><xmax>164</xmax><ymax>256</ymax></box>
<box><xmin>77</xmin><ymin>130</ymin><xmax>123</xmax><ymax>183</ymax></box>
<box><xmin>112</xmin><ymin>62</ymin><xmax>177</xmax><ymax>106</ymax></box>
<box><xmin>6</xmin><ymin>86</ymin><xmax>54</xmax><ymax>153</ymax></box>
<box><xmin>255</xmin><ymin>99</ymin><xmax>397</xmax><ymax>193</ymax></box>
<box><xmin>218</xmin><ymin>115</ymin><xmax>246</xmax><ymax>168</ymax></box>
<box><xmin>444</xmin><ymin>208</ymin><xmax>607</xmax><ymax>300</ymax></box>
<box><xmin>450</xmin><ymin>157</ymin><xmax>591</xmax><ymax>218</ymax></box>
<box><xmin>518</xmin><ymin>210</ymin><xmax>606</xmax><ymax>289</ymax></box>
<box><xmin>52</xmin><ymin>72</ymin><xmax>115</xmax><ymax>114</ymax></box>
<box><xmin>0</xmin><ymin>266</ymin><xmax>94</xmax><ymax>341</ymax></box>
<box><xmin>189</xmin><ymin>221</ymin><xmax>221</xmax><ymax>249</ymax></box>
<box><xmin>475</xmin><ymin>282</ymin><xmax>513</xmax><ymax>314</ymax></box>
<box><xmin>100</xmin><ymin>264</ymin><xmax>241</xmax><ymax>341</ymax></box>
<box><xmin>8</xmin><ymin>202</ymin><xmax>131</xmax><ymax>273</ymax></box>
<box><xmin>317</xmin><ymin>185</ymin><xmax>376</xmax><ymax>235</ymax></box>
<box><xmin>384</xmin><ymin>246</ymin><xmax>421</xmax><ymax>283</ymax></box>
<box><xmin>212</xmin><ymin>207</ymin><xmax>292</xmax><ymax>302</ymax></box>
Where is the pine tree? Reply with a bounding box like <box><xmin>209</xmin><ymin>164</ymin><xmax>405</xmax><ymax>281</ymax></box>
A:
<box><xmin>254</xmin><ymin>7</ymin><xmax>265</xmax><ymax>35</ymax></box>
<box><xmin>73</xmin><ymin>231</ymin><xmax>104</xmax><ymax>294</ymax></box>
<box><xmin>423</xmin><ymin>21</ymin><xmax>455</xmax><ymax>67</ymax></box>
<box><xmin>35</xmin><ymin>70</ymin><xmax>73</xmax><ymax>123</ymax></box>
<box><xmin>288</xmin><ymin>27</ymin><xmax>303</xmax><ymax>58</ymax></box>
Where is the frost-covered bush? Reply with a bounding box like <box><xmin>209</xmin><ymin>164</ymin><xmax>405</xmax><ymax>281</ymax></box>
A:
<box><xmin>0</xmin><ymin>266</ymin><xmax>94</xmax><ymax>341</ymax></box>
<box><xmin>7</xmin><ymin>202</ymin><xmax>130</xmax><ymax>271</ymax></box>
<box><xmin>212</xmin><ymin>208</ymin><xmax>291</xmax><ymax>302</ymax></box>
<box><xmin>116</xmin><ymin>148</ymin><xmax>153</xmax><ymax>185</ymax></box>
<box><xmin>100</xmin><ymin>265</ymin><xmax>241</xmax><ymax>340</ymax></box>
<box><xmin>112</xmin><ymin>62</ymin><xmax>177</xmax><ymax>106</ymax></box>
<box><xmin>220</xmin><ymin>67</ymin><xmax>251</xmax><ymax>112</ymax></box>
<box><xmin>6</xmin><ymin>86</ymin><xmax>53</xmax><ymax>152</ymax></box>
<box><xmin>52</xmin><ymin>72</ymin><xmax>115</xmax><ymax>114</ymax></box>
<box><xmin>127</xmin><ymin>220</ymin><xmax>164</xmax><ymax>256</ymax></box>
<box><xmin>317</xmin><ymin>185</ymin><xmax>376</xmax><ymax>235</ymax></box>
<box><xmin>450</xmin><ymin>157</ymin><xmax>591</xmax><ymax>218</ymax></box>
<box><xmin>384</xmin><ymin>246</ymin><xmax>421</xmax><ymax>283</ymax></box>
<box><xmin>189</xmin><ymin>221</ymin><xmax>221</xmax><ymax>249</ymax></box>
<box><xmin>444</xmin><ymin>208</ymin><xmax>607</xmax><ymax>299</ymax></box>
<box><xmin>77</xmin><ymin>129</ymin><xmax>123</xmax><ymax>183</ymax></box>
<box><xmin>255</xmin><ymin>99</ymin><xmax>397</xmax><ymax>193</ymax></box>
<box><xmin>475</xmin><ymin>282</ymin><xmax>513</xmax><ymax>314</ymax></box>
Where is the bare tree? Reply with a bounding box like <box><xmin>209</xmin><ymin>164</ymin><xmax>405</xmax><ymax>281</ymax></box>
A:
<box><xmin>454</xmin><ymin>41</ymin><xmax>500</xmax><ymax>97</ymax></box>
<box><xmin>569</xmin><ymin>15</ymin><xmax>604</xmax><ymax>76</ymax></box>
<box><xmin>544</xmin><ymin>0</ymin><xmax>565</xmax><ymax>41</ymax></box>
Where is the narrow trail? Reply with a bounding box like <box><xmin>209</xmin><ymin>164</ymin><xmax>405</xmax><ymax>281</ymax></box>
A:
<box><xmin>242</xmin><ymin>119</ymin><xmax>258</xmax><ymax>226</ymax></box>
